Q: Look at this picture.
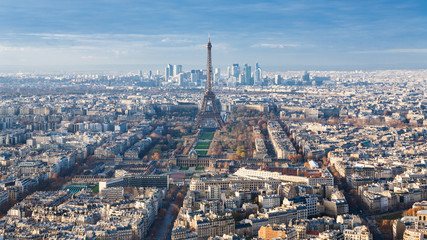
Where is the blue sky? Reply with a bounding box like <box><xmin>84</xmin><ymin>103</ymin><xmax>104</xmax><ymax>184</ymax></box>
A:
<box><xmin>0</xmin><ymin>0</ymin><xmax>426</xmax><ymax>72</ymax></box>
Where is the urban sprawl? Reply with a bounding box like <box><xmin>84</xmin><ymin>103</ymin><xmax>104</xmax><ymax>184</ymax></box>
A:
<box><xmin>0</xmin><ymin>62</ymin><xmax>426</xmax><ymax>240</ymax></box>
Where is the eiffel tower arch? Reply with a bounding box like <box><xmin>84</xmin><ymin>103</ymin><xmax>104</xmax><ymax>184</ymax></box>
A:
<box><xmin>194</xmin><ymin>38</ymin><xmax>225</xmax><ymax>129</ymax></box>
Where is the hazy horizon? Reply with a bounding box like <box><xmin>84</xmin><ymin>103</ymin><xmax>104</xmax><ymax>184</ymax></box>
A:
<box><xmin>1</xmin><ymin>63</ymin><xmax>427</xmax><ymax>75</ymax></box>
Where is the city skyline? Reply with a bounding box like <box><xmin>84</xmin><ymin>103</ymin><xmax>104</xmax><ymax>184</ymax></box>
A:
<box><xmin>0</xmin><ymin>1</ymin><xmax>426</xmax><ymax>239</ymax></box>
<box><xmin>0</xmin><ymin>0</ymin><xmax>426</xmax><ymax>72</ymax></box>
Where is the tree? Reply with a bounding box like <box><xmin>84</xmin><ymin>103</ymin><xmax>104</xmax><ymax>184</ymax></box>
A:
<box><xmin>236</xmin><ymin>145</ymin><xmax>246</xmax><ymax>158</ymax></box>
<box><xmin>214</xmin><ymin>145</ymin><xmax>223</xmax><ymax>156</ymax></box>
<box><xmin>223</xmin><ymin>162</ymin><xmax>230</xmax><ymax>169</ymax></box>
<box><xmin>261</xmin><ymin>123</ymin><xmax>267</xmax><ymax>131</ymax></box>
<box><xmin>378</xmin><ymin>220</ymin><xmax>393</xmax><ymax>239</ymax></box>
<box><xmin>152</xmin><ymin>152</ymin><xmax>161</xmax><ymax>160</ymax></box>
<box><xmin>171</xmin><ymin>204</ymin><xmax>180</xmax><ymax>215</ymax></box>
<box><xmin>404</xmin><ymin>207</ymin><xmax>422</xmax><ymax>216</ymax></box>
<box><xmin>174</xmin><ymin>143</ymin><xmax>183</xmax><ymax>154</ymax></box>
<box><xmin>289</xmin><ymin>154</ymin><xmax>303</xmax><ymax>162</ymax></box>
<box><xmin>322</xmin><ymin>156</ymin><xmax>329</xmax><ymax>166</ymax></box>
<box><xmin>150</xmin><ymin>132</ymin><xmax>162</xmax><ymax>138</ymax></box>
<box><xmin>232</xmin><ymin>210</ymin><xmax>246</xmax><ymax>223</ymax></box>
<box><xmin>229</xmin><ymin>154</ymin><xmax>241</xmax><ymax>161</ymax></box>
<box><xmin>176</xmin><ymin>192</ymin><xmax>185</xmax><ymax>205</ymax></box>
<box><xmin>238</xmin><ymin>134</ymin><xmax>245</xmax><ymax>141</ymax></box>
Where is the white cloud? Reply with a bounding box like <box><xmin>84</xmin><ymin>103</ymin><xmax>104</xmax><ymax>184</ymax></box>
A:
<box><xmin>80</xmin><ymin>55</ymin><xmax>95</xmax><ymax>59</ymax></box>
<box><xmin>161</xmin><ymin>37</ymin><xmax>192</xmax><ymax>44</ymax></box>
<box><xmin>0</xmin><ymin>46</ymin><xmax>26</xmax><ymax>52</ymax></box>
<box><xmin>112</xmin><ymin>50</ymin><xmax>129</xmax><ymax>56</ymax></box>
<box><xmin>351</xmin><ymin>48</ymin><xmax>427</xmax><ymax>54</ymax></box>
<box><xmin>251</xmin><ymin>43</ymin><xmax>300</xmax><ymax>48</ymax></box>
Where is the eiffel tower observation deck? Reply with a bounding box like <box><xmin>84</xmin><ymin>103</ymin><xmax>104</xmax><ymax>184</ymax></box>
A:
<box><xmin>194</xmin><ymin>38</ymin><xmax>225</xmax><ymax>129</ymax></box>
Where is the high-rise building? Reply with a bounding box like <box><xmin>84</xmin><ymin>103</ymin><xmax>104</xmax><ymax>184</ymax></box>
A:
<box><xmin>165</xmin><ymin>64</ymin><xmax>173</xmax><ymax>79</ymax></box>
<box><xmin>254</xmin><ymin>63</ymin><xmax>262</xmax><ymax>86</ymax></box>
<box><xmin>231</xmin><ymin>64</ymin><xmax>240</xmax><ymax>78</ymax></box>
<box><xmin>302</xmin><ymin>71</ymin><xmax>310</xmax><ymax>82</ymax></box>
<box><xmin>214</xmin><ymin>68</ymin><xmax>220</xmax><ymax>86</ymax></box>
<box><xmin>191</xmin><ymin>69</ymin><xmax>203</xmax><ymax>86</ymax></box>
<box><xmin>173</xmin><ymin>65</ymin><xmax>182</xmax><ymax>76</ymax></box>
<box><xmin>243</xmin><ymin>64</ymin><xmax>253</xmax><ymax>85</ymax></box>
<box><xmin>274</xmin><ymin>75</ymin><xmax>282</xmax><ymax>85</ymax></box>
<box><xmin>178</xmin><ymin>73</ymin><xmax>184</xmax><ymax>86</ymax></box>
<box><xmin>238</xmin><ymin>72</ymin><xmax>245</xmax><ymax>85</ymax></box>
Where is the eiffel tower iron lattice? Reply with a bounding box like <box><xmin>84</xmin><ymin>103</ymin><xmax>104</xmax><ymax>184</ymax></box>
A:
<box><xmin>194</xmin><ymin>38</ymin><xmax>225</xmax><ymax>129</ymax></box>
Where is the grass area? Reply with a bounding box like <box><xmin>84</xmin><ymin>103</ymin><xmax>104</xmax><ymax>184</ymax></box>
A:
<box><xmin>381</xmin><ymin>212</ymin><xmax>403</xmax><ymax>220</ymax></box>
<box><xmin>200</xmin><ymin>132</ymin><xmax>214</xmax><ymax>140</ymax></box>
<box><xmin>196</xmin><ymin>150</ymin><xmax>208</xmax><ymax>156</ymax></box>
<box><xmin>91</xmin><ymin>185</ymin><xmax>99</xmax><ymax>193</ymax></box>
<box><xmin>195</xmin><ymin>167</ymin><xmax>204</xmax><ymax>171</ymax></box>
<box><xmin>195</xmin><ymin>142</ymin><xmax>211</xmax><ymax>149</ymax></box>
<box><xmin>180</xmin><ymin>167</ymin><xmax>189</xmax><ymax>170</ymax></box>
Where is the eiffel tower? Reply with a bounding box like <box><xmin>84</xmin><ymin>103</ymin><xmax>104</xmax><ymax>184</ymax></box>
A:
<box><xmin>194</xmin><ymin>38</ymin><xmax>225</xmax><ymax>129</ymax></box>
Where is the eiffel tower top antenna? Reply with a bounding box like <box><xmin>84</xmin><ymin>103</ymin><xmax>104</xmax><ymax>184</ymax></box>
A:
<box><xmin>206</xmin><ymin>34</ymin><xmax>213</xmax><ymax>93</ymax></box>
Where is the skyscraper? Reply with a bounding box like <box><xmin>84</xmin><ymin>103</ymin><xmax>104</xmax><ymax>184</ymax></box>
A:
<box><xmin>254</xmin><ymin>63</ymin><xmax>262</xmax><ymax>86</ymax></box>
<box><xmin>238</xmin><ymin>72</ymin><xmax>245</xmax><ymax>85</ymax></box>
<box><xmin>243</xmin><ymin>64</ymin><xmax>252</xmax><ymax>85</ymax></box>
<box><xmin>165</xmin><ymin>64</ymin><xmax>173</xmax><ymax>79</ymax></box>
<box><xmin>191</xmin><ymin>69</ymin><xmax>203</xmax><ymax>86</ymax></box>
<box><xmin>274</xmin><ymin>74</ymin><xmax>282</xmax><ymax>85</ymax></box>
<box><xmin>214</xmin><ymin>68</ymin><xmax>221</xmax><ymax>86</ymax></box>
<box><xmin>302</xmin><ymin>71</ymin><xmax>310</xmax><ymax>82</ymax></box>
<box><xmin>231</xmin><ymin>64</ymin><xmax>240</xmax><ymax>78</ymax></box>
<box><xmin>173</xmin><ymin>65</ymin><xmax>182</xmax><ymax>76</ymax></box>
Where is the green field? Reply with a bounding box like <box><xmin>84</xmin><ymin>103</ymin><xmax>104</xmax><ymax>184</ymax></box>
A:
<box><xmin>200</xmin><ymin>132</ymin><xmax>214</xmax><ymax>140</ymax></box>
<box><xmin>196</xmin><ymin>150</ymin><xmax>208</xmax><ymax>156</ymax></box>
<box><xmin>195</xmin><ymin>167</ymin><xmax>204</xmax><ymax>171</ymax></box>
<box><xmin>195</xmin><ymin>142</ymin><xmax>211</xmax><ymax>149</ymax></box>
<box><xmin>180</xmin><ymin>167</ymin><xmax>189</xmax><ymax>170</ymax></box>
<box><xmin>92</xmin><ymin>185</ymin><xmax>99</xmax><ymax>193</ymax></box>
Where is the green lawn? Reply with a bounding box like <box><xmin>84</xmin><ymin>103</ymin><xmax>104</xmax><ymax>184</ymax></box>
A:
<box><xmin>180</xmin><ymin>167</ymin><xmax>189</xmax><ymax>170</ymax></box>
<box><xmin>91</xmin><ymin>185</ymin><xmax>99</xmax><ymax>193</ymax></box>
<box><xmin>200</xmin><ymin>132</ymin><xmax>214</xmax><ymax>140</ymax></box>
<box><xmin>196</xmin><ymin>150</ymin><xmax>208</xmax><ymax>156</ymax></box>
<box><xmin>195</xmin><ymin>167</ymin><xmax>204</xmax><ymax>171</ymax></box>
<box><xmin>195</xmin><ymin>142</ymin><xmax>211</xmax><ymax>149</ymax></box>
